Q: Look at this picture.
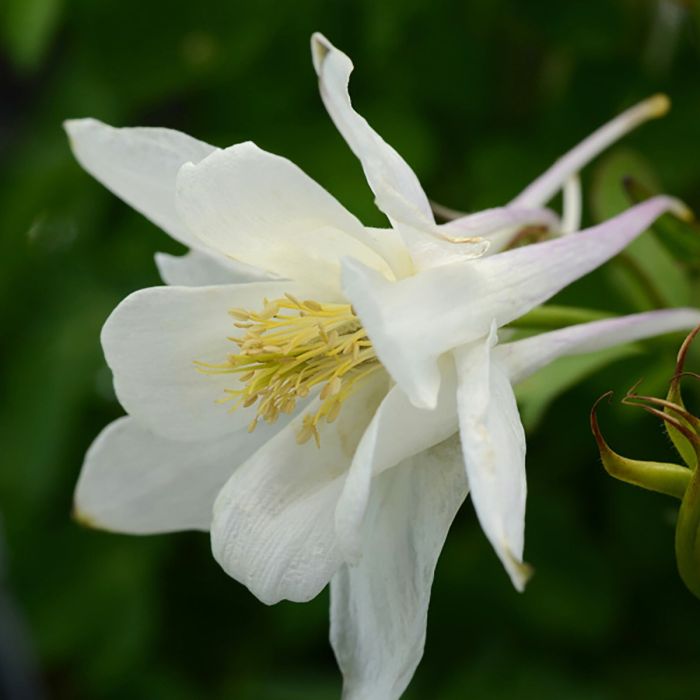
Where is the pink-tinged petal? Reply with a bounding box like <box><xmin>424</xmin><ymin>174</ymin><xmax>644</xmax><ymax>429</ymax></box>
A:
<box><xmin>496</xmin><ymin>308</ymin><xmax>700</xmax><ymax>385</ymax></box>
<box><xmin>64</xmin><ymin>118</ymin><xmax>216</xmax><ymax>248</ymax></box>
<box><xmin>211</xmin><ymin>374</ymin><xmax>389</xmax><ymax>605</ymax></box>
<box><xmin>330</xmin><ymin>436</ymin><xmax>467</xmax><ymax>700</ymax></box>
<box><xmin>442</xmin><ymin>206</ymin><xmax>561</xmax><ymax>241</ymax></box>
<box><xmin>510</xmin><ymin>94</ymin><xmax>670</xmax><ymax>208</ymax></box>
<box><xmin>430</xmin><ymin>205</ymin><xmax>561</xmax><ymax>260</ymax></box>
<box><xmin>455</xmin><ymin>326</ymin><xmax>530</xmax><ymax>591</ymax></box>
<box><xmin>74</xmin><ymin>417</ymin><xmax>268</xmax><ymax>534</ymax></box>
<box><xmin>344</xmin><ymin>195</ymin><xmax>686</xmax><ymax>409</ymax></box>
<box><xmin>175</xmin><ymin>141</ymin><xmax>396</xmax><ymax>294</ymax></box>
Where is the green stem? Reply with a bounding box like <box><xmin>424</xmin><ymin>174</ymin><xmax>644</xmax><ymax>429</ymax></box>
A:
<box><xmin>510</xmin><ymin>305</ymin><xmax>613</xmax><ymax>331</ymax></box>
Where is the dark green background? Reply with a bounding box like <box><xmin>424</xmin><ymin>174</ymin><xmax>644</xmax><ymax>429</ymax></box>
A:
<box><xmin>1</xmin><ymin>0</ymin><xmax>700</xmax><ymax>698</ymax></box>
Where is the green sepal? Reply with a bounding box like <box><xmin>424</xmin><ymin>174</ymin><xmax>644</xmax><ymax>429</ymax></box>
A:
<box><xmin>671</xmin><ymin>326</ymin><xmax>700</xmax><ymax>599</ymax></box>
<box><xmin>675</xmin><ymin>465</ymin><xmax>700</xmax><ymax>600</ymax></box>
<box><xmin>666</xmin><ymin>377</ymin><xmax>698</xmax><ymax>469</ymax></box>
<box><xmin>665</xmin><ymin>326</ymin><xmax>700</xmax><ymax>469</ymax></box>
<box><xmin>591</xmin><ymin>396</ymin><xmax>691</xmax><ymax>499</ymax></box>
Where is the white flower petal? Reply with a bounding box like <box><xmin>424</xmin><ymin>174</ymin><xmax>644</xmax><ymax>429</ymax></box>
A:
<box><xmin>389</xmin><ymin>223</ymin><xmax>490</xmax><ymax>270</ymax></box>
<box><xmin>455</xmin><ymin>327</ymin><xmax>530</xmax><ymax>591</ymax></box>
<box><xmin>311</xmin><ymin>33</ymin><xmax>432</xmax><ymax>229</ymax></box>
<box><xmin>74</xmin><ymin>416</ymin><xmax>269</xmax><ymax>534</ymax></box>
<box><xmin>362</xmin><ymin>227</ymin><xmax>415</xmax><ymax>279</ymax></box>
<box><xmin>561</xmin><ymin>174</ymin><xmax>582</xmax><ymax>235</ymax></box>
<box><xmin>311</xmin><ymin>33</ymin><xmax>489</xmax><ymax>265</ymax></box>
<box><xmin>344</xmin><ymin>195</ymin><xmax>685</xmax><ymax>408</ymax></box>
<box><xmin>395</xmin><ymin>206</ymin><xmax>562</xmax><ymax>267</ymax></box>
<box><xmin>175</xmin><ymin>141</ymin><xmax>395</xmax><ymax>294</ymax></box>
<box><xmin>334</xmin><ymin>356</ymin><xmax>458</xmax><ymax>562</ymax></box>
<box><xmin>155</xmin><ymin>249</ymin><xmax>271</xmax><ymax>287</ymax></box>
<box><xmin>497</xmin><ymin>308</ymin><xmax>700</xmax><ymax>385</ymax></box>
<box><xmin>64</xmin><ymin>118</ymin><xmax>216</xmax><ymax>247</ymax></box>
<box><xmin>419</xmin><ymin>205</ymin><xmax>562</xmax><ymax>260</ymax></box>
<box><xmin>510</xmin><ymin>94</ymin><xmax>670</xmax><ymax>208</ymax></box>
<box><xmin>341</xmin><ymin>258</ymin><xmax>442</xmax><ymax>409</ymax></box>
<box><xmin>102</xmin><ymin>281</ymin><xmax>310</xmax><ymax>442</ymax></box>
<box><xmin>330</xmin><ymin>436</ymin><xmax>468</xmax><ymax>700</ymax></box>
<box><xmin>211</xmin><ymin>375</ymin><xmax>389</xmax><ymax>605</ymax></box>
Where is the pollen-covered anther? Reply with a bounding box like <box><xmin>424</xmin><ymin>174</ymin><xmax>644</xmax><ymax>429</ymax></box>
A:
<box><xmin>198</xmin><ymin>294</ymin><xmax>381</xmax><ymax>445</ymax></box>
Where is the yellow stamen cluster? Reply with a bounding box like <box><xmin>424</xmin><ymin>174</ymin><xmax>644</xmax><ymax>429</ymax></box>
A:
<box><xmin>198</xmin><ymin>294</ymin><xmax>380</xmax><ymax>446</ymax></box>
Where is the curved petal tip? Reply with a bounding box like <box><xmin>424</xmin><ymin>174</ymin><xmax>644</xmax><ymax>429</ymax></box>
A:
<box><xmin>669</xmin><ymin>197</ymin><xmax>694</xmax><ymax>223</ymax></box>
<box><xmin>506</xmin><ymin>547</ymin><xmax>534</xmax><ymax>593</ymax></box>
<box><xmin>310</xmin><ymin>32</ymin><xmax>332</xmax><ymax>72</ymax></box>
<box><xmin>72</xmin><ymin>506</ymin><xmax>102</xmax><ymax>531</ymax></box>
<box><xmin>645</xmin><ymin>93</ymin><xmax>671</xmax><ymax>119</ymax></box>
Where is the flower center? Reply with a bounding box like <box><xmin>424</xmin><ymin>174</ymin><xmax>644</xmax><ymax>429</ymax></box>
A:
<box><xmin>198</xmin><ymin>293</ymin><xmax>380</xmax><ymax>446</ymax></box>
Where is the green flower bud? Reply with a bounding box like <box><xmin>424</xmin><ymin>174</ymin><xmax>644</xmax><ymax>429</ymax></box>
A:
<box><xmin>590</xmin><ymin>392</ymin><xmax>690</xmax><ymax>499</ymax></box>
<box><xmin>590</xmin><ymin>325</ymin><xmax>700</xmax><ymax>599</ymax></box>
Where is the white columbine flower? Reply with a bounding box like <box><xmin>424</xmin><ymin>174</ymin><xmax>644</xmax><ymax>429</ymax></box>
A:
<box><xmin>68</xmin><ymin>34</ymin><xmax>699</xmax><ymax>700</ymax></box>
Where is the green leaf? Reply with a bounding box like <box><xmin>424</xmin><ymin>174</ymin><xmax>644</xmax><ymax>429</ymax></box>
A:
<box><xmin>591</xmin><ymin>149</ymin><xmax>691</xmax><ymax>309</ymax></box>
<box><xmin>0</xmin><ymin>0</ymin><xmax>63</xmax><ymax>72</ymax></box>
<box><xmin>515</xmin><ymin>345</ymin><xmax>638</xmax><ymax>430</ymax></box>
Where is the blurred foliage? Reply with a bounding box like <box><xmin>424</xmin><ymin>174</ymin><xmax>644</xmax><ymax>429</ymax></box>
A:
<box><xmin>1</xmin><ymin>0</ymin><xmax>700</xmax><ymax>698</ymax></box>
<box><xmin>624</xmin><ymin>174</ymin><xmax>700</xmax><ymax>268</ymax></box>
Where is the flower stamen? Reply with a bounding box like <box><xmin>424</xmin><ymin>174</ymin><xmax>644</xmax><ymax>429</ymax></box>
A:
<box><xmin>197</xmin><ymin>295</ymin><xmax>381</xmax><ymax>445</ymax></box>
